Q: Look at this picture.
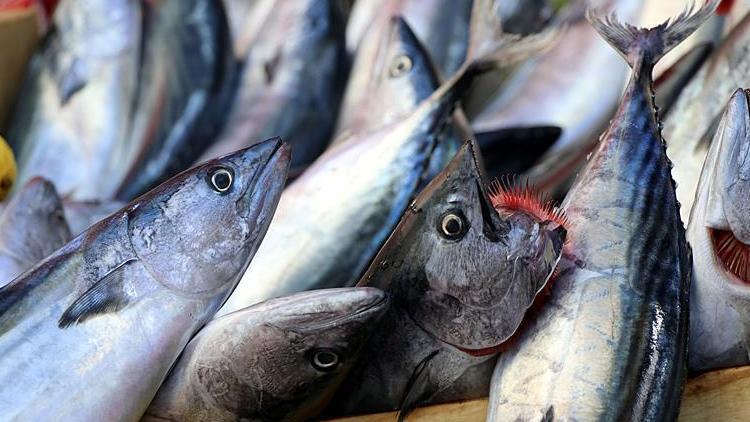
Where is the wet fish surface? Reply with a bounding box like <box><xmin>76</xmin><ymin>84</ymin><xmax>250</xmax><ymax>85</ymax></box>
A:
<box><xmin>0</xmin><ymin>138</ymin><xmax>289</xmax><ymax>420</ymax></box>
<box><xmin>217</xmin><ymin>0</ymin><xmax>556</xmax><ymax>317</ymax></box>
<box><xmin>116</xmin><ymin>0</ymin><xmax>237</xmax><ymax>200</ymax></box>
<box><xmin>0</xmin><ymin>177</ymin><xmax>70</xmax><ymax>287</ymax></box>
<box><xmin>472</xmin><ymin>0</ymin><xmax>641</xmax><ymax>194</ymax></box>
<box><xmin>487</xmin><ymin>3</ymin><xmax>713</xmax><ymax>420</ymax></box>
<box><xmin>197</xmin><ymin>0</ymin><xmax>348</xmax><ymax>175</ymax></box>
<box><xmin>7</xmin><ymin>0</ymin><xmax>141</xmax><ymax>199</ymax></box>
<box><xmin>144</xmin><ymin>287</ymin><xmax>388</xmax><ymax>422</ymax></box>
<box><xmin>687</xmin><ymin>88</ymin><xmax>750</xmax><ymax>373</ymax></box>
<box><xmin>665</xmin><ymin>10</ymin><xmax>750</xmax><ymax>224</ymax></box>
<box><xmin>325</xmin><ymin>140</ymin><xmax>566</xmax><ymax>418</ymax></box>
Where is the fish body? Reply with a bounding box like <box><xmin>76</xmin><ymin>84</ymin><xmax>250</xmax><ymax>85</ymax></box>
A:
<box><xmin>0</xmin><ymin>177</ymin><xmax>70</xmax><ymax>287</ymax></box>
<box><xmin>0</xmin><ymin>138</ymin><xmax>289</xmax><ymax>420</ymax></box>
<box><xmin>218</xmin><ymin>0</ymin><xmax>556</xmax><ymax>316</ymax></box>
<box><xmin>7</xmin><ymin>0</ymin><xmax>140</xmax><ymax>199</ymax></box>
<box><xmin>666</xmin><ymin>11</ymin><xmax>750</xmax><ymax>224</ymax></box>
<box><xmin>326</xmin><ymin>140</ymin><xmax>565</xmax><ymax>417</ymax></box>
<box><xmin>472</xmin><ymin>0</ymin><xmax>641</xmax><ymax>194</ymax></box>
<box><xmin>115</xmin><ymin>0</ymin><xmax>237</xmax><ymax>200</ymax></box>
<box><xmin>144</xmin><ymin>288</ymin><xmax>388</xmax><ymax>421</ymax></box>
<box><xmin>197</xmin><ymin>0</ymin><xmax>347</xmax><ymax>175</ymax></box>
<box><xmin>687</xmin><ymin>88</ymin><xmax>750</xmax><ymax>373</ymax></box>
<box><xmin>488</xmin><ymin>4</ymin><xmax>713</xmax><ymax>420</ymax></box>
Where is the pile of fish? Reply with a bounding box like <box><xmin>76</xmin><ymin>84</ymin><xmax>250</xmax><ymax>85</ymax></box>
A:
<box><xmin>0</xmin><ymin>0</ymin><xmax>749</xmax><ymax>420</ymax></box>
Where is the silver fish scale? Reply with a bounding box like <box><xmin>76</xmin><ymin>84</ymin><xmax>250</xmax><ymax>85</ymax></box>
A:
<box><xmin>490</xmin><ymin>74</ymin><xmax>689</xmax><ymax>421</ymax></box>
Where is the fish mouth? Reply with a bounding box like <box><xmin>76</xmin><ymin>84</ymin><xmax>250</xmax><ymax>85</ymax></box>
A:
<box><xmin>710</xmin><ymin>228</ymin><xmax>750</xmax><ymax>285</ymax></box>
<box><xmin>236</xmin><ymin>138</ymin><xmax>290</xmax><ymax>229</ymax></box>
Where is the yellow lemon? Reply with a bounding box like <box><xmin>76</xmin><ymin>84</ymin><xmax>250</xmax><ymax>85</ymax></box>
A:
<box><xmin>0</xmin><ymin>136</ymin><xmax>17</xmax><ymax>200</ymax></box>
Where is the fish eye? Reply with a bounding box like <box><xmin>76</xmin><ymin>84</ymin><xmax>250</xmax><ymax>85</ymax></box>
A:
<box><xmin>208</xmin><ymin>167</ymin><xmax>233</xmax><ymax>193</ymax></box>
<box><xmin>389</xmin><ymin>55</ymin><xmax>413</xmax><ymax>78</ymax></box>
<box><xmin>311</xmin><ymin>348</ymin><xmax>340</xmax><ymax>371</ymax></box>
<box><xmin>438</xmin><ymin>211</ymin><xmax>467</xmax><ymax>241</ymax></box>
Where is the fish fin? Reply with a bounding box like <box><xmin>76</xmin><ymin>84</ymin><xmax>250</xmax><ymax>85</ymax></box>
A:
<box><xmin>397</xmin><ymin>350</ymin><xmax>441</xmax><ymax>421</ymax></box>
<box><xmin>56</xmin><ymin>58</ymin><xmax>89</xmax><ymax>105</ymax></box>
<box><xmin>477</xmin><ymin>126</ymin><xmax>561</xmax><ymax>175</ymax></box>
<box><xmin>463</xmin><ymin>0</ymin><xmax>558</xmax><ymax>72</ymax></box>
<box><xmin>586</xmin><ymin>1</ymin><xmax>718</xmax><ymax>72</ymax></box>
<box><xmin>58</xmin><ymin>259</ymin><xmax>137</xmax><ymax>328</ymax></box>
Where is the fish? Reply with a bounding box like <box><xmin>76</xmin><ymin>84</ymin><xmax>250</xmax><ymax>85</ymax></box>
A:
<box><xmin>0</xmin><ymin>177</ymin><xmax>70</xmax><ymax>287</ymax></box>
<box><xmin>143</xmin><ymin>287</ymin><xmax>389</xmax><ymax>422</ymax></box>
<box><xmin>499</xmin><ymin>0</ymin><xmax>553</xmax><ymax>35</ymax></box>
<box><xmin>7</xmin><ymin>0</ymin><xmax>141</xmax><ymax>200</ymax></box>
<box><xmin>345</xmin><ymin>0</ymin><xmax>473</xmax><ymax>78</ymax></box>
<box><xmin>687</xmin><ymin>88</ymin><xmax>750</xmax><ymax>373</ymax></box>
<box><xmin>196</xmin><ymin>0</ymin><xmax>348</xmax><ymax>176</ymax></box>
<box><xmin>330</xmin><ymin>14</ymin><xmax>465</xmax><ymax>186</ymax></box>
<box><xmin>472</xmin><ymin>0</ymin><xmax>642</xmax><ymax>195</ymax></box>
<box><xmin>217</xmin><ymin>0</ymin><xmax>556</xmax><ymax>317</ymax></box>
<box><xmin>486</xmin><ymin>3</ymin><xmax>714</xmax><ymax>420</ymax></box>
<box><xmin>325</xmin><ymin>140</ymin><xmax>566</xmax><ymax>418</ymax></box>
<box><xmin>115</xmin><ymin>0</ymin><xmax>237</xmax><ymax>200</ymax></box>
<box><xmin>0</xmin><ymin>138</ymin><xmax>289</xmax><ymax>420</ymax></box>
<box><xmin>665</xmin><ymin>9</ymin><xmax>750</xmax><ymax>224</ymax></box>
<box><xmin>62</xmin><ymin>198</ymin><xmax>125</xmax><ymax>236</ymax></box>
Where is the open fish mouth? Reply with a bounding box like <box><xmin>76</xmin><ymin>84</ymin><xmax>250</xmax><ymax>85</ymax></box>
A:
<box><xmin>710</xmin><ymin>228</ymin><xmax>750</xmax><ymax>285</ymax></box>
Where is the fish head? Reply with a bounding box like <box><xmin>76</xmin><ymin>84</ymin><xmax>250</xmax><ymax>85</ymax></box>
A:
<box><xmin>690</xmin><ymin>88</ymin><xmax>750</xmax><ymax>284</ymax></box>
<box><xmin>362</xmin><ymin>140</ymin><xmax>566</xmax><ymax>353</ymax></box>
<box><xmin>0</xmin><ymin>177</ymin><xmax>70</xmax><ymax>255</ymax></box>
<box><xmin>127</xmin><ymin>137</ymin><xmax>289</xmax><ymax>296</ymax></box>
<box><xmin>371</xmin><ymin>16</ymin><xmax>440</xmax><ymax>112</ymax></box>
<box><xmin>216</xmin><ymin>288</ymin><xmax>388</xmax><ymax>420</ymax></box>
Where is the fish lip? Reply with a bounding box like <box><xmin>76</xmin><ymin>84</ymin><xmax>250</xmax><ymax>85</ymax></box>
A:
<box><xmin>236</xmin><ymin>138</ymin><xmax>289</xmax><ymax>224</ymax></box>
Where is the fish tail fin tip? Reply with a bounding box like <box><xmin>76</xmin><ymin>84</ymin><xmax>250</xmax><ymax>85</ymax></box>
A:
<box><xmin>586</xmin><ymin>0</ymin><xmax>718</xmax><ymax>70</ymax></box>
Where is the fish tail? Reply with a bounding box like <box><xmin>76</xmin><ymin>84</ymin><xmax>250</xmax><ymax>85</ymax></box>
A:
<box><xmin>460</xmin><ymin>0</ymin><xmax>557</xmax><ymax>74</ymax></box>
<box><xmin>586</xmin><ymin>0</ymin><xmax>718</xmax><ymax>73</ymax></box>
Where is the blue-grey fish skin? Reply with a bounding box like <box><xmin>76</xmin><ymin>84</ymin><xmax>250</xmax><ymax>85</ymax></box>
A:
<box><xmin>0</xmin><ymin>177</ymin><xmax>70</xmax><ymax>287</ymax></box>
<box><xmin>488</xmin><ymin>3</ymin><xmax>717</xmax><ymax>420</ymax></box>
<box><xmin>197</xmin><ymin>0</ymin><xmax>348</xmax><ymax>174</ymax></box>
<box><xmin>115</xmin><ymin>0</ymin><xmax>238</xmax><ymax>200</ymax></box>
<box><xmin>7</xmin><ymin>0</ymin><xmax>141</xmax><ymax>200</ymax></box>
<box><xmin>144</xmin><ymin>288</ymin><xmax>389</xmax><ymax>422</ymax></box>
<box><xmin>0</xmin><ymin>138</ymin><xmax>289</xmax><ymax>421</ymax></box>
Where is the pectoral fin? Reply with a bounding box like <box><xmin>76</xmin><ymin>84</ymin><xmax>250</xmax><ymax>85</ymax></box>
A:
<box><xmin>58</xmin><ymin>259</ymin><xmax>137</xmax><ymax>328</ymax></box>
<box><xmin>397</xmin><ymin>350</ymin><xmax>440</xmax><ymax>421</ymax></box>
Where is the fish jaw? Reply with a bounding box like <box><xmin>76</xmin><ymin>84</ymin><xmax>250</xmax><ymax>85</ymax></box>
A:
<box><xmin>127</xmin><ymin>137</ymin><xmax>289</xmax><ymax>298</ymax></box>
<box><xmin>688</xmin><ymin>88</ymin><xmax>750</xmax><ymax>372</ymax></box>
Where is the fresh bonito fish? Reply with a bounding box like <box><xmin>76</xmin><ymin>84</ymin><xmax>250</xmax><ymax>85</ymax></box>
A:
<box><xmin>144</xmin><ymin>288</ymin><xmax>389</xmax><ymax>422</ymax></box>
<box><xmin>488</xmin><ymin>3</ymin><xmax>714</xmax><ymax>420</ymax></box>
<box><xmin>0</xmin><ymin>177</ymin><xmax>70</xmax><ymax>287</ymax></box>
<box><xmin>326</xmin><ymin>141</ymin><xmax>566</xmax><ymax>418</ymax></box>
<box><xmin>688</xmin><ymin>88</ymin><xmax>750</xmax><ymax>373</ymax></box>
<box><xmin>197</xmin><ymin>0</ymin><xmax>347</xmax><ymax>175</ymax></box>
<box><xmin>665</xmin><ymin>10</ymin><xmax>750</xmax><ymax>224</ymax></box>
<box><xmin>346</xmin><ymin>0</ymin><xmax>472</xmax><ymax>78</ymax></box>
<box><xmin>218</xmin><ymin>0</ymin><xmax>556</xmax><ymax>317</ymax></box>
<box><xmin>115</xmin><ymin>0</ymin><xmax>237</xmax><ymax>200</ymax></box>
<box><xmin>472</xmin><ymin>0</ymin><xmax>641</xmax><ymax>194</ymax></box>
<box><xmin>7</xmin><ymin>0</ymin><xmax>140</xmax><ymax>199</ymax></box>
<box><xmin>0</xmin><ymin>138</ymin><xmax>289</xmax><ymax>420</ymax></box>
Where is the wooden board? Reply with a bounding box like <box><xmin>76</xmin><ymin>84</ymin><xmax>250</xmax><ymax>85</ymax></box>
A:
<box><xmin>0</xmin><ymin>7</ymin><xmax>39</xmax><ymax>129</ymax></box>
<box><xmin>329</xmin><ymin>366</ymin><xmax>750</xmax><ymax>421</ymax></box>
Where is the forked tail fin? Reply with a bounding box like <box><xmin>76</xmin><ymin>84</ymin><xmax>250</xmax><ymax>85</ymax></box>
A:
<box><xmin>586</xmin><ymin>0</ymin><xmax>718</xmax><ymax>72</ymax></box>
